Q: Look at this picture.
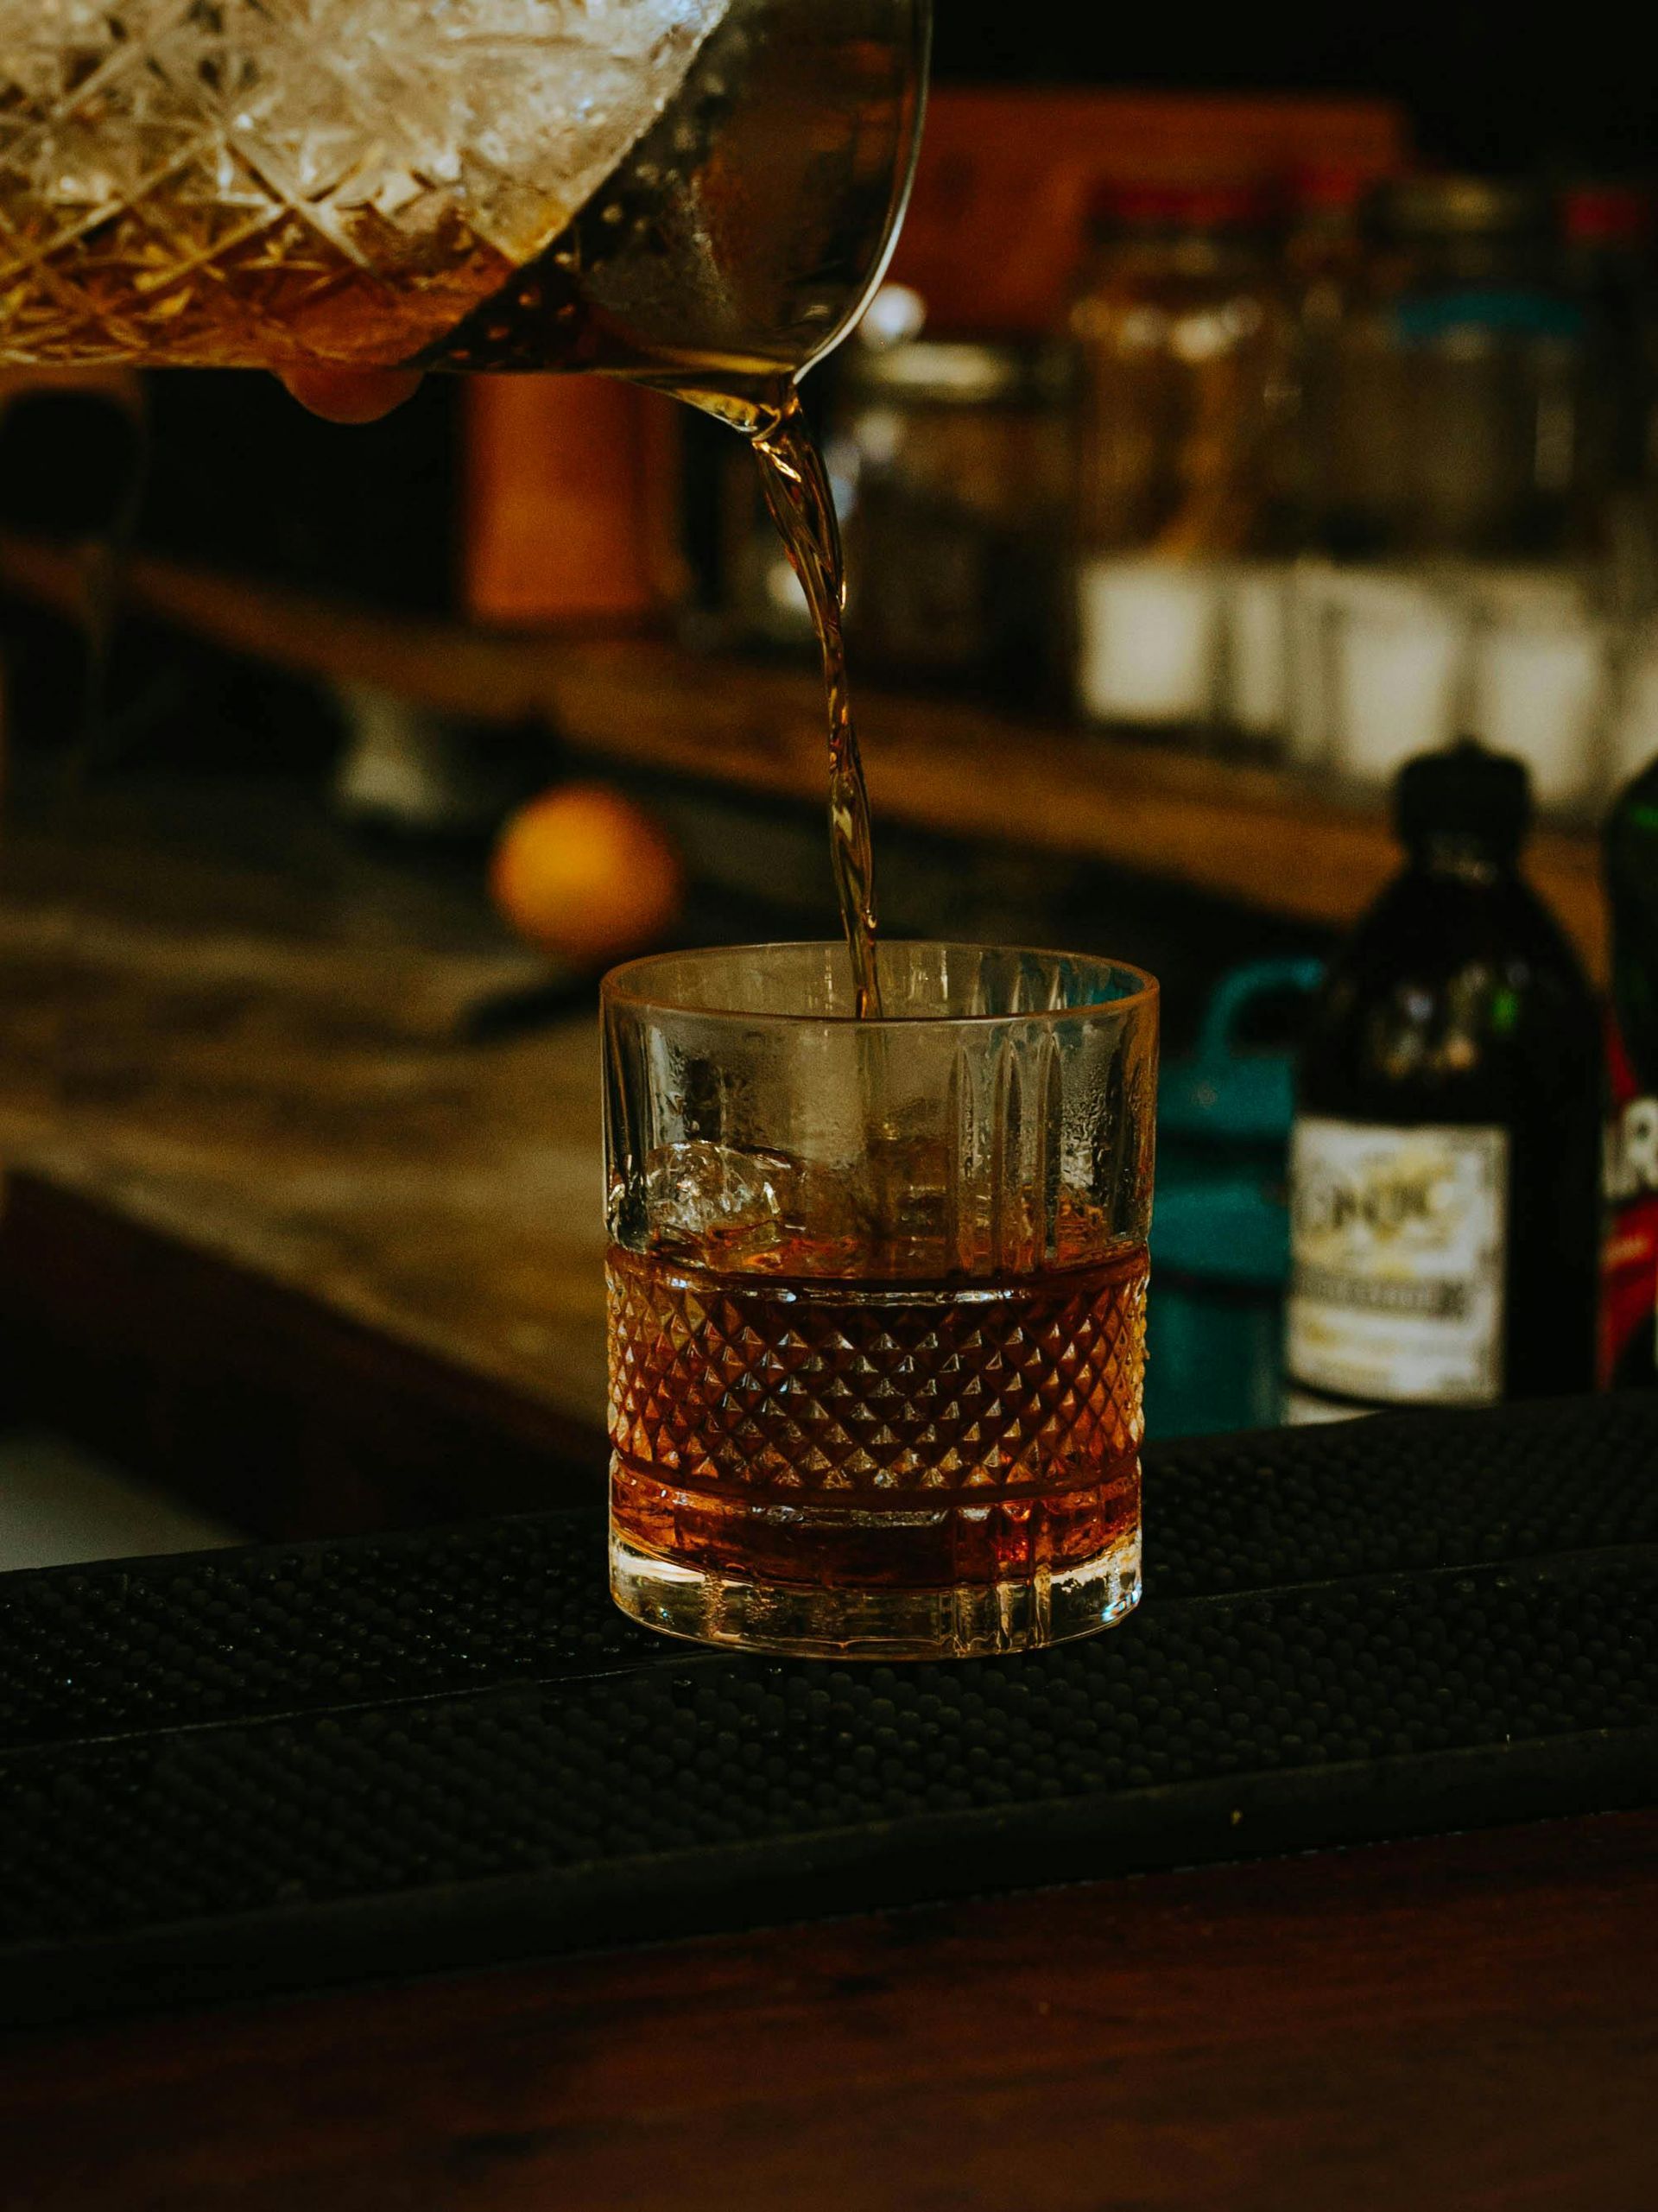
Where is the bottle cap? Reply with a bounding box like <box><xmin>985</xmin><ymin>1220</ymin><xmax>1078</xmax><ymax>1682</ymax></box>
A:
<box><xmin>1394</xmin><ymin>738</ymin><xmax>1532</xmax><ymax>856</ymax></box>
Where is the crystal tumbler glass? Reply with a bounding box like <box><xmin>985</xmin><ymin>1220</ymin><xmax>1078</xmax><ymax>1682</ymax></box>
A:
<box><xmin>604</xmin><ymin>941</ymin><xmax>1159</xmax><ymax>1660</ymax></box>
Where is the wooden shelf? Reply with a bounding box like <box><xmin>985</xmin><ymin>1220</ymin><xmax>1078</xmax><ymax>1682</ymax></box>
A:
<box><xmin>0</xmin><ymin>536</ymin><xmax>1608</xmax><ymax>974</ymax></box>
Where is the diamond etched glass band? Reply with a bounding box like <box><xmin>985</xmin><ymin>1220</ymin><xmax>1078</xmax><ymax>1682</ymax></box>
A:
<box><xmin>609</xmin><ymin>1246</ymin><xmax>1144</xmax><ymax>1494</ymax></box>
<box><xmin>603</xmin><ymin>943</ymin><xmax>1159</xmax><ymax>1660</ymax></box>
<box><xmin>0</xmin><ymin>0</ymin><xmax>929</xmax><ymax>377</ymax></box>
<box><xmin>0</xmin><ymin>0</ymin><xmax>731</xmax><ymax>364</ymax></box>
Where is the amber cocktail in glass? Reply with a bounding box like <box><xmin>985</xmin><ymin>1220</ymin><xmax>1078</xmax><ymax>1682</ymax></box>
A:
<box><xmin>604</xmin><ymin>941</ymin><xmax>1158</xmax><ymax>1660</ymax></box>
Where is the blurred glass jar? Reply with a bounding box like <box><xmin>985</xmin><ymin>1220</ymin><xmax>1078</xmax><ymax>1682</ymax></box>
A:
<box><xmin>1557</xmin><ymin>183</ymin><xmax>1655</xmax><ymax>491</ymax></box>
<box><xmin>1555</xmin><ymin>181</ymin><xmax>1658</xmax><ymax>617</ymax></box>
<box><xmin>1290</xmin><ymin>559</ymin><xmax>1612</xmax><ymax>811</ymax></box>
<box><xmin>1280</xmin><ymin>162</ymin><xmax>1373</xmax><ymax>543</ymax></box>
<box><xmin>1068</xmin><ymin>181</ymin><xmax>1294</xmax><ymax>736</ymax></box>
<box><xmin>1288</xmin><ymin>179</ymin><xmax>1617</xmax><ymax>807</ymax></box>
<box><xmin>710</xmin><ymin>312</ymin><xmax>1077</xmax><ymax>701</ymax></box>
<box><xmin>829</xmin><ymin>329</ymin><xmax>1078</xmax><ymax>700</ymax></box>
<box><xmin>1324</xmin><ymin>177</ymin><xmax>1592</xmax><ymax>561</ymax></box>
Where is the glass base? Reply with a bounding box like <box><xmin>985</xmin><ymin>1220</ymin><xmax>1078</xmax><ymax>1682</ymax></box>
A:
<box><xmin>610</xmin><ymin>1524</ymin><xmax>1142</xmax><ymax>1661</ymax></box>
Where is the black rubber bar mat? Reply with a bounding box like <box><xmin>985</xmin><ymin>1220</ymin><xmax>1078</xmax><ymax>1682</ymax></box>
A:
<box><xmin>3</xmin><ymin>1393</ymin><xmax>1655</xmax><ymax>2027</ymax></box>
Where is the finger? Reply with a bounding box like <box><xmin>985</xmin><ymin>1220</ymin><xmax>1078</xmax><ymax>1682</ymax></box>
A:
<box><xmin>280</xmin><ymin>367</ymin><xmax>423</xmax><ymax>423</ymax></box>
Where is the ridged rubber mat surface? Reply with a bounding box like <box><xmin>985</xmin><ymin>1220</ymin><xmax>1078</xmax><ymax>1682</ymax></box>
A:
<box><xmin>3</xmin><ymin>1395</ymin><xmax>1655</xmax><ymax>2025</ymax></box>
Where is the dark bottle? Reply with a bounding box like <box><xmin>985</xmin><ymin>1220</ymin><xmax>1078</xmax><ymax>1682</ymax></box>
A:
<box><xmin>1602</xmin><ymin>751</ymin><xmax>1658</xmax><ymax>1388</ymax></box>
<box><xmin>1287</xmin><ymin>740</ymin><xmax>1602</xmax><ymax>1419</ymax></box>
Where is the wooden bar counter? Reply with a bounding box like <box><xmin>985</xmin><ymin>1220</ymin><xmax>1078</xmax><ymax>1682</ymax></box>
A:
<box><xmin>1</xmin><ymin>1810</ymin><xmax>1653</xmax><ymax>2209</ymax></box>
<box><xmin>0</xmin><ymin>775</ymin><xmax>611</xmax><ymax>1532</ymax></box>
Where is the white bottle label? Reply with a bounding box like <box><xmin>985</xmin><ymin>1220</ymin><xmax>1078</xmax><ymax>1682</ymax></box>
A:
<box><xmin>1288</xmin><ymin>1119</ymin><xmax>1509</xmax><ymax>1407</ymax></box>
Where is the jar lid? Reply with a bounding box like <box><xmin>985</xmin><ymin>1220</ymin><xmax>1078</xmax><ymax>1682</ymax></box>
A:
<box><xmin>1089</xmin><ymin>177</ymin><xmax>1276</xmax><ymax>237</ymax></box>
<box><xmin>1287</xmin><ymin>159</ymin><xmax>1382</xmax><ymax>219</ymax></box>
<box><xmin>1560</xmin><ymin>181</ymin><xmax>1653</xmax><ymax>246</ymax></box>
<box><xmin>1373</xmin><ymin>174</ymin><xmax>1545</xmax><ymax>242</ymax></box>
<box><xmin>843</xmin><ymin>336</ymin><xmax>1075</xmax><ymax>408</ymax></box>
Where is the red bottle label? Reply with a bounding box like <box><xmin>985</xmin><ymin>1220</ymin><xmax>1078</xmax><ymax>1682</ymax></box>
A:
<box><xmin>1600</xmin><ymin>1021</ymin><xmax>1658</xmax><ymax>1387</ymax></box>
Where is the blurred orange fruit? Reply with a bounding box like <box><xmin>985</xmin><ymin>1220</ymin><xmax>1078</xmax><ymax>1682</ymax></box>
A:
<box><xmin>490</xmin><ymin>782</ymin><xmax>684</xmax><ymax>967</ymax></box>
